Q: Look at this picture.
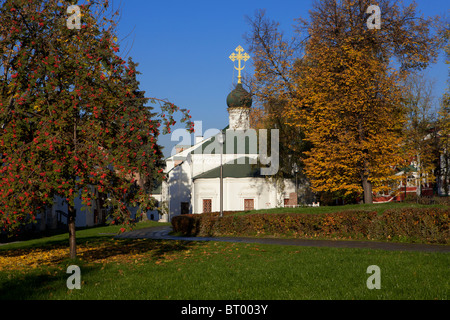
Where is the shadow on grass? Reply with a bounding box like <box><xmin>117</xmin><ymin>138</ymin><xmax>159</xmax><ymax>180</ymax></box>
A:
<box><xmin>0</xmin><ymin>263</ymin><xmax>101</xmax><ymax>300</ymax></box>
<box><xmin>76</xmin><ymin>238</ymin><xmax>203</xmax><ymax>262</ymax></box>
<box><xmin>0</xmin><ymin>238</ymin><xmax>204</xmax><ymax>300</ymax></box>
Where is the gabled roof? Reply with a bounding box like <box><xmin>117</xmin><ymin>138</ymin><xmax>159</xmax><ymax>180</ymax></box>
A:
<box><xmin>395</xmin><ymin>165</ymin><xmax>418</xmax><ymax>175</ymax></box>
<box><xmin>193</xmin><ymin>157</ymin><xmax>262</xmax><ymax>180</ymax></box>
<box><xmin>165</xmin><ymin>127</ymin><xmax>229</xmax><ymax>162</ymax></box>
<box><xmin>190</xmin><ymin>127</ymin><xmax>258</xmax><ymax>156</ymax></box>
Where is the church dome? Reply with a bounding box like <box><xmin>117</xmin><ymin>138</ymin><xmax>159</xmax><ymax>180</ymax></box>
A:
<box><xmin>226</xmin><ymin>83</ymin><xmax>252</xmax><ymax>109</ymax></box>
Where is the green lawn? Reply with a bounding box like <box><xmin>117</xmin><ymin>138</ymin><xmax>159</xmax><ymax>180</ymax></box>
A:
<box><xmin>0</xmin><ymin>221</ymin><xmax>448</xmax><ymax>300</ymax></box>
<box><xmin>0</xmin><ymin>220</ymin><xmax>169</xmax><ymax>251</ymax></box>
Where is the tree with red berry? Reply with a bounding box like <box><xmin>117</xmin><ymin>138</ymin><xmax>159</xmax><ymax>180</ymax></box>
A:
<box><xmin>0</xmin><ymin>0</ymin><xmax>193</xmax><ymax>258</ymax></box>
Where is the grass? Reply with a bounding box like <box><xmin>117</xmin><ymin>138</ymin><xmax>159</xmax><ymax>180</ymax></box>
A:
<box><xmin>0</xmin><ymin>220</ymin><xmax>448</xmax><ymax>300</ymax></box>
<box><xmin>232</xmin><ymin>201</ymin><xmax>447</xmax><ymax>216</ymax></box>
<box><xmin>0</xmin><ymin>220</ymin><xmax>169</xmax><ymax>251</ymax></box>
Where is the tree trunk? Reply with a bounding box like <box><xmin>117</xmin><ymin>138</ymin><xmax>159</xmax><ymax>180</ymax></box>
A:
<box><xmin>362</xmin><ymin>176</ymin><xmax>373</xmax><ymax>204</ymax></box>
<box><xmin>68</xmin><ymin>204</ymin><xmax>77</xmax><ymax>259</ymax></box>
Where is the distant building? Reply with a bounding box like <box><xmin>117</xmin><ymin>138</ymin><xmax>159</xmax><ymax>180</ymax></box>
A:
<box><xmin>373</xmin><ymin>128</ymin><xmax>449</xmax><ymax>203</ymax></box>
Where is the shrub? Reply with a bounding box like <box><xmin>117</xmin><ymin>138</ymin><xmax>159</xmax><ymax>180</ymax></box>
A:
<box><xmin>374</xmin><ymin>208</ymin><xmax>449</xmax><ymax>244</ymax></box>
<box><xmin>405</xmin><ymin>195</ymin><xmax>450</xmax><ymax>206</ymax></box>
<box><xmin>171</xmin><ymin>212</ymin><xmax>234</xmax><ymax>236</ymax></box>
<box><xmin>171</xmin><ymin>214</ymin><xmax>202</xmax><ymax>236</ymax></box>
<box><xmin>172</xmin><ymin>210</ymin><xmax>379</xmax><ymax>240</ymax></box>
<box><xmin>172</xmin><ymin>207</ymin><xmax>450</xmax><ymax>244</ymax></box>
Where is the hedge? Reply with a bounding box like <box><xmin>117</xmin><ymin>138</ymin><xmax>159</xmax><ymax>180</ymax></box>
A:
<box><xmin>171</xmin><ymin>208</ymin><xmax>449</xmax><ymax>244</ymax></box>
<box><xmin>376</xmin><ymin>208</ymin><xmax>449</xmax><ymax>244</ymax></box>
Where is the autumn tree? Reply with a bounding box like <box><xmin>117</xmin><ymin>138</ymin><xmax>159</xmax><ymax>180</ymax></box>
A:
<box><xmin>244</xmin><ymin>10</ymin><xmax>311</xmax><ymax>185</ymax></box>
<box><xmin>402</xmin><ymin>71</ymin><xmax>440</xmax><ymax>196</ymax></box>
<box><xmin>0</xmin><ymin>0</ymin><xmax>193</xmax><ymax>258</ymax></box>
<box><xmin>438</xmin><ymin>23</ymin><xmax>450</xmax><ymax>195</ymax></box>
<box><xmin>293</xmin><ymin>0</ymin><xmax>442</xmax><ymax>204</ymax></box>
<box><xmin>247</xmin><ymin>0</ymin><xmax>442</xmax><ymax>203</ymax></box>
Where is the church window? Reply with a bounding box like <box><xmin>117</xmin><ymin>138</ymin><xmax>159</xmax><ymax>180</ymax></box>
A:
<box><xmin>203</xmin><ymin>199</ymin><xmax>212</xmax><ymax>213</ymax></box>
<box><xmin>244</xmin><ymin>199</ymin><xmax>254</xmax><ymax>211</ymax></box>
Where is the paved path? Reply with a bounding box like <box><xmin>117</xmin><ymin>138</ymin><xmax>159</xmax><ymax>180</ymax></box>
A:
<box><xmin>115</xmin><ymin>226</ymin><xmax>450</xmax><ymax>253</ymax></box>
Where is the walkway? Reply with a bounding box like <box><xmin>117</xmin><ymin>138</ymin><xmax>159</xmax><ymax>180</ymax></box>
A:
<box><xmin>115</xmin><ymin>226</ymin><xmax>450</xmax><ymax>253</ymax></box>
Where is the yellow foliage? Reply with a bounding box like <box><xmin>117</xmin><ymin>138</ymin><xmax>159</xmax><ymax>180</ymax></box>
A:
<box><xmin>286</xmin><ymin>31</ymin><xmax>407</xmax><ymax>195</ymax></box>
<box><xmin>247</xmin><ymin>1</ymin><xmax>441</xmax><ymax>198</ymax></box>
<box><xmin>0</xmin><ymin>239</ymin><xmax>189</xmax><ymax>271</ymax></box>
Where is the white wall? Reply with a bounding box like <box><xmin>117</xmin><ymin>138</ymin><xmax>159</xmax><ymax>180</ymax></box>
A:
<box><xmin>192</xmin><ymin>177</ymin><xmax>295</xmax><ymax>214</ymax></box>
<box><xmin>229</xmin><ymin>108</ymin><xmax>250</xmax><ymax>131</ymax></box>
<box><xmin>45</xmin><ymin>193</ymin><xmax>92</xmax><ymax>228</ymax></box>
<box><xmin>165</xmin><ymin>161</ymin><xmax>192</xmax><ymax>220</ymax></box>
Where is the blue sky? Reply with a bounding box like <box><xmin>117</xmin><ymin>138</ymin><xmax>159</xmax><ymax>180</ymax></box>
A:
<box><xmin>112</xmin><ymin>0</ymin><xmax>449</xmax><ymax>157</ymax></box>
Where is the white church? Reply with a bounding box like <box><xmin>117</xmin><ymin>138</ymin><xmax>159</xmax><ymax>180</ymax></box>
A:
<box><xmin>157</xmin><ymin>79</ymin><xmax>299</xmax><ymax>222</ymax></box>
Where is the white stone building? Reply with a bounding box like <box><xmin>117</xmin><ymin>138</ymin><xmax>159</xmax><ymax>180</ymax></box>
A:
<box><xmin>159</xmin><ymin>83</ymin><xmax>298</xmax><ymax>222</ymax></box>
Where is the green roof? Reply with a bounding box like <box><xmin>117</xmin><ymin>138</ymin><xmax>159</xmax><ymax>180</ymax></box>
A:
<box><xmin>226</xmin><ymin>83</ymin><xmax>253</xmax><ymax>109</ymax></box>
<box><xmin>193</xmin><ymin>157</ymin><xmax>262</xmax><ymax>180</ymax></box>
<box><xmin>190</xmin><ymin>128</ymin><xmax>258</xmax><ymax>155</ymax></box>
<box><xmin>398</xmin><ymin>165</ymin><xmax>418</xmax><ymax>173</ymax></box>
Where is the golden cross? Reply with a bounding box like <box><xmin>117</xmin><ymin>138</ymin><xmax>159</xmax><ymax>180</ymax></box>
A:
<box><xmin>229</xmin><ymin>46</ymin><xmax>250</xmax><ymax>84</ymax></box>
